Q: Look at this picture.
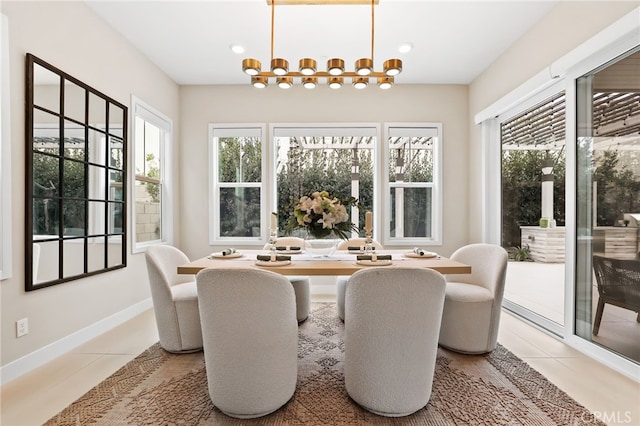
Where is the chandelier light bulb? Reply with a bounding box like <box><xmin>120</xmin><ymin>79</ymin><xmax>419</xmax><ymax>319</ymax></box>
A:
<box><xmin>277</xmin><ymin>76</ymin><xmax>293</xmax><ymax>89</ymax></box>
<box><xmin>353</xmin><ymin>77</ymin><xmax>369</xmax><ymax>89</ymax></box>
<box><xmin>377</xmin><ymin>76</ymin><xmax>393</xmax><ymax>89</ymax></box>
<box><xmin>251</xmin><ymin>76</ymin><xmax>268</xmax><ymax>89</ymax></box>
<box><xmin>302</xmin><ymin>77</ymin><xmax>317</xmax><ymax>89</ymax></box>
<box><xmin>328</xmin><ymin>76</ymin><xmax>343</xmax><ymax>89</ymax></box>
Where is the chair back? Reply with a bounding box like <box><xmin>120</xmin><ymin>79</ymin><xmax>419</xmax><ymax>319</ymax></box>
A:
<box><xmin>593</xmin><ymin>255</ymin><xmax>640</xmax><ymax>302</ymax></box>
<box><xmin>336</xmin><ymin>237</ymin><xmax>383</xmax><ymax>250</ymax></box>
<box><xmin>145</xmin><ymin>245</ymin><xmax>194</xmax><ymax>288</ymax></box>
<box><xmin>345</xmin><ymin>267</ymin><xmax>446</xmax><ymax>416</ymax></box>
<box><xmin>196</xmin><ymin>268</ymin><xmax>298</xmax><ymax>418</ymax></box>
<box><xmin>448</xmin><ymin>243</ymin><xmax>508</xmax><ymax>295</ymax></box>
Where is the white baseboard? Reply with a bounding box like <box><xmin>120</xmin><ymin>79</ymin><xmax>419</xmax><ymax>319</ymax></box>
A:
<box><xmin>0</xmin><ymin>298</ymin><xmax>153</xmax><ymax>386</ymax></box>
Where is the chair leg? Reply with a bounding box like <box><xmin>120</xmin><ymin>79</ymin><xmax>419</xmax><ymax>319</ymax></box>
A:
<box><xmin>593</xmin><ymin>298</ymin><xmax>605</xmax><ymax>336</ymax></box>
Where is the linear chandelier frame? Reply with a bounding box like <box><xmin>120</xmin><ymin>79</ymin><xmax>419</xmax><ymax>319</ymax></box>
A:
<box><xmin>242</xmin><ymin>0</ymin><xmax>402</xmax><ymax>89</ymax></box>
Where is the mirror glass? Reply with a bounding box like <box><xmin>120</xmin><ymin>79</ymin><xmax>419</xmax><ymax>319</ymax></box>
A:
<box><xmin>26</xmin><ymin>54</ymin><xmax>127</xmax><ymax>290</ymax></box>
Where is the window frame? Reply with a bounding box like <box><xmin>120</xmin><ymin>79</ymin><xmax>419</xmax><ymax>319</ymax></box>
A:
<box><xmin>131</xmin><ymin>96</ymin><xmax>173</xmax><ymax>253</ymax></box>
<box><xmin>209</xmin><ymin>123</ymin><xmax>266</xmax><ymax>246</ymax></box>
<box><xmin>382</xmin><ymin>123</ymin><xmax>443</xmax><ymax>246</ymax></box>
<box><xmin>208</xmin><ymin>122</ymin><xmax>445</xmax><ymax>248</ymax></box>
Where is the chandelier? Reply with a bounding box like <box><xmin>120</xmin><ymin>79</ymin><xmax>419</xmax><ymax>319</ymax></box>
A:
<box><xmin>242</xmin><ymin>0</ymin><xmax>402</xmax><ymax>89</ymax></box>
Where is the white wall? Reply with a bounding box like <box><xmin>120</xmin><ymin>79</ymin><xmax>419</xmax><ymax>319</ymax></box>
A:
<box><xmin>179</xmin><ymin>84</ymin><xmax>470</xmax><ymax>260</ymax></box>
<box><xmin>0</xmin><ymin>1</ymin><xmax>180</xmax><ymax>368</ymax></box>
<box><xmin>467</xmin><ymin>1</ymin><xmax>638</xmax><ymax>241</ymax></box>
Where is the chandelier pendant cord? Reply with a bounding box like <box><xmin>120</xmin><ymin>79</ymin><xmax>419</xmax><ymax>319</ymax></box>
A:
<box><xmin>370</xmin><ymin>0</ymin><xmax>374</xmax><ymax>64</ymax></box>
<box><xmin>271</xmin><ymin>0</ymin><xmax>275</xmax><ymax>61</ymax></box>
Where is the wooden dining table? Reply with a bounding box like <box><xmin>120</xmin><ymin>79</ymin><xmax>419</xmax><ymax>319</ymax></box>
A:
<box><xmin>177</xmin><ymin>249</ymin><xmax>471</xmax><ymax>276</ymax></box>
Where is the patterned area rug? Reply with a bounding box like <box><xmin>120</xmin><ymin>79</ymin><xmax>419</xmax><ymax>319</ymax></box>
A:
<box><xmin>45</xmin><ymin>303</ymin><xmax>603</xmax><ymax>425</ymax></box>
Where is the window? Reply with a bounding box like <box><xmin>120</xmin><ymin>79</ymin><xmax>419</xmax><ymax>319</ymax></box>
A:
<box><xmin>272</xmin><ymin>125</ymin><xmax>377</xmax><ymax>236</ymax></box>
<box><xmin>132</xmin><ymin>97</ymin><xmax>172</xmax><ymax>252</ymax></box>
<box><xmin>209</xmin><ymin>123</ymin><xmax>443</xmax><ymax>247</ymax></box>
<box><xmin>209</xmin><ymin>124</ymin><xmax>265</xmax><ymax>245</ymax></box>
<box><xmin>384</xmin><ymin>124</ymin><xmax>442</xmax><ymax>245</ymax></box>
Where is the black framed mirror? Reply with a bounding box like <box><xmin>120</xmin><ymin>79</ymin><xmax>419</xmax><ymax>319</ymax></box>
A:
<box><xmin>26</xmin><ymin>54</ymin><xmax>127</xmax><ymax>291</ymax></box>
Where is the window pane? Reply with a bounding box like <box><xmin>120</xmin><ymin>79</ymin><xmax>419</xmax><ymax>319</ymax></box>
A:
<box><xmin>135</xmin><ymin>180</ymin><xmax>162</xmax><ymax>242</ymax></box>
<box><xmin>217</xmin><ymin>136</ymin><xmax>262</xmax><ymax>183</ymax></box>
<box><xmin>388</xmin><ymin>136</ymin><xmax>434</xmax><ymax>183</ymax></box>
<box><xmin>275</xmin><ymin>135</ymin><xmax>373</xmax><ymax>234</ymax></box>
<box><xmin>389</xmin><ymin>187</ymin><xmax>432</xmax><ymax>238</ymax></box>
<box><xmin>219</xmin><ymin>187</ymin><xmax>261</xmax><ymax>237</ymax></box>
<box><xmin>63</xmin><ymin>80</ymin><xmax>85</xmax><ymax>123</ymax></box>
<box><xmin>63</xmin><ymin>121</ymin><xmax>85</xmax><ymax>158</ymax></box>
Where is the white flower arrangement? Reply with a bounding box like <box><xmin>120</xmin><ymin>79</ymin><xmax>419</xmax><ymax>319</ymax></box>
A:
<box><xmin>287</xmin><ymin>191</ymin><xmax>358</xmax><ymax>240</ymax></box>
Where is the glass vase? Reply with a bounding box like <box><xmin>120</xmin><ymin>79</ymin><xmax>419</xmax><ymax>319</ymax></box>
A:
<box><xmin>304</xmin><ymin>232</ymin><xmax>339</xmax><ymax>258</ymax></box>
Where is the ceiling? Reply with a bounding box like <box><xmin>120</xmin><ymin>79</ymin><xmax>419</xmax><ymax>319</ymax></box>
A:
<box><xmin>85</xmin><ymin>0</ymin><xmax>559</xmax><ymax>86</ymax></box>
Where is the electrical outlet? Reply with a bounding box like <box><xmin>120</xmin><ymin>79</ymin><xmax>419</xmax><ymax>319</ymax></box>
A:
<box><xmin>16</xmin><ymin>318</ymin><xmax>29</xmax><ymax>338</ymax></box>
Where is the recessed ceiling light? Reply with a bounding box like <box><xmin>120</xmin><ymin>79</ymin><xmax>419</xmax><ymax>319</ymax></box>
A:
<box><xmin>399</xmin><ymin>43</ymin><xmax>413</xmax><ymax>53</ymax></box>
<box><xmin>230</xmin><ymin>44</ymin><xmax>245</xmax><ymax>54</ymax></box>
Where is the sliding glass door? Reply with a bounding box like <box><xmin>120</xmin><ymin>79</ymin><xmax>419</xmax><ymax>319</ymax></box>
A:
<box><xmin>500</xmin><ymin>93</ymin><xmax>567</xmax><ymax>330</ymax></box>
<box><xmin>575</xmin><ymin>47</ymin><xmax>640</xmax><ymax>363</ymax></box>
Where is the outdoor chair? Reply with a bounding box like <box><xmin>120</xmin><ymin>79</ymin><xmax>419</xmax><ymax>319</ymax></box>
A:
<box><xmin>592</xmin><ymin>255</ymin><xmax>640</xmax><ymax>336</ymax></box>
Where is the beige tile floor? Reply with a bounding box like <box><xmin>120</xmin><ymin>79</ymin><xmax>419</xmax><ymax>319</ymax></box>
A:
<box><xmin>1</xmin><ymin>298</ymin><xmax>639</xmax><ymax>426</ymax></box>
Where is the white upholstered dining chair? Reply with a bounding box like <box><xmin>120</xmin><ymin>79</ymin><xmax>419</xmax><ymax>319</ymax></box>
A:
<box><xmin>145</xmin><ymin>245</ymin><xmax>203</xmax><ymax>353</ymax></box>
<box><xmin>344</xmin><ymin>267</ymin><xmax>446</xmax><ymax>417</ymax></box>
<box><xmin>438</xmin><ymin>243</ymin><xmax>508</xmax><ymax>354</ymax></box>
<box><xmin>196</xmin><ymin>268</ymin><xmax>298</xmax><ymax>419</ymax></box>
<box><xmin>335</xmin><ymin>237</ymin><xmax>384</xmax><ymax>320</ymax></box>
<box><xmin>263</xmin><ymin>236</ymin><xmax>310</xmax><ymax>322</ymax></box>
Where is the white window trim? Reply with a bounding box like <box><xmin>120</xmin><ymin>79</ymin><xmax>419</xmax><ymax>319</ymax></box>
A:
<box><xmin>476</xmin><ymin>6</ymin><xmax>640</xmax><ymax>381</ymax></box>
<box><xmin>0</xmin><ymin>14</ymin><xmax>11</xmax><ymax>280</ymax></box>
<box><xmin>130</xmin><ymin>96</ymin><xmax>173</xmax><ymax>253</ymax></box>
<box><xmin>383</xmin><ymin>122</ymin><xmax>443</xmax><ymax>246</ymax></box>
<box><xmin>209</xmin><ymin>123</ymin><xmax>266</xmax><ymax>246</ymax></box>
